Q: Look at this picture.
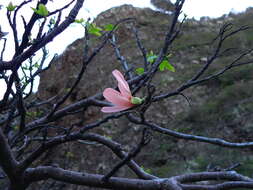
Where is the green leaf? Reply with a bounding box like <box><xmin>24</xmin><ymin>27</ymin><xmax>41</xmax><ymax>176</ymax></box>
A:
<box><xmin>32</xmin><ymin>3</ymin><xmax>49</xmax><ymax>17</ymax></box>
<box><xmin>166</xmin><ymin>63</ymin><xmax>175</xmax><ymax>72</ymax></box>
<box><xmin>131</xmin><ymin>97</ymin><xmax>144</xmax><ymax>105</ymax></box>
<box><xmin>38</xmin><ymin>4</ymin><xmax>49</xmax><ymax>16</ymax></box>
<box><xmin>159</xmin><ymin>60</ymin><xmax>175</xmax><ymax>72</ymax></box>
<box><xmin>136</xmin><ymin>67</ymin><xmax>144</xmax><ymax>75</ymax></box>
<box><xmin>34</xmin><ymin>62</ymin><xmax>40</xmax><ymax>68</ymax></box>
<box><xmin>103</xmin><ymin>24</ymin><xmax>116</xmax><ymax>31</ymax></box>
<box><xmin>87</xmin><ymin>23</ymin><xmax>102</xmax><ymax>36</ymax></box>
<box><xmin>147</xmin><ymin>51</ymin><xmax>158</xmax><ymax>63</ymax></box>
<box><xmin>7</xmin><ymin>2</ymin><xmax>17</xmax><ymax>11</ymax></box>
<box><xmin>31</xmin><ymin>7</ymin><xmax>37</xmax><ymax>12</ymax></box>
<box><xmin>75</xmin><ymin>18</ymin><xmax>85</xmax><ymax>24</ymax></box>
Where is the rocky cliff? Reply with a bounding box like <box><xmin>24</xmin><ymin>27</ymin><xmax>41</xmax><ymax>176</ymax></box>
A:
<box><xmin>37</xmin><ymin>4</ymin><xmax>253</xmax><ymax>189</ymax></box>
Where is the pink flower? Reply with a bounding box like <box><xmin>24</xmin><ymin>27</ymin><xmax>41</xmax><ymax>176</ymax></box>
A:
<box><xmin>101</xmin><ymin>70</ymin><xmax>135</xmax><ymax>113</ymax></box>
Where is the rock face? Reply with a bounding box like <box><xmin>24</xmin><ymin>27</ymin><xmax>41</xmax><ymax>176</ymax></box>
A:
<box><xmin>37</xmin><ymin>4</ymin><xmax>253</xmax><ymax>190</ymax></box>
<box><xmin>38</xmin><ymin>4</ymin><xmax>172</xmax><ymax>125</ymax></box>
<box><xmin>151</xmin><ymin>0</ymin><xmax>175</xmax><ymax>12</ymax></box>
<box><xmin>37</xmin><ymin>5</ymin><xmax>175</xmax><ymax>190</ymax></box>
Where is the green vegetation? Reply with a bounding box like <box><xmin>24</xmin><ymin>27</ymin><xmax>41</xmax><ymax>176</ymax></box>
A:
<box><xmin>141</xmin><ymin>9</ymin><xmax>253</xmax><ymax>178</ymax></box>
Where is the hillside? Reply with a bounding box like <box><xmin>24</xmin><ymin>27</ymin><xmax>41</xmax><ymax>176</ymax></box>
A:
<box><xmin>36</xmin><ymin>5</ymin><xmax>253</xmax><ymax>189</ymax></box>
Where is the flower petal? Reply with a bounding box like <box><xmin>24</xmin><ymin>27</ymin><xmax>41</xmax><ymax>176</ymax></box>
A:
<box><xmin>112</xmin><ymin>70</ymin><xmax>131</xmax><ymax>98</ymax></box>
<box><xmin>101</xmin><ymin>105</ymin><xmax>130</xmax><ymax>113</ymax></box>
<box><xmin>103</xmin><ymin>88</ymin><xmax>133</xmax><ymax>107</ymax></box>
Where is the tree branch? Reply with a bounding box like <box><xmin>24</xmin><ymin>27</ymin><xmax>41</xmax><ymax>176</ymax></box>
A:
<box><xmin>0</xmin><ymin>128</ymin><xmax>18</xmax><ymax>182</ymax></box>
